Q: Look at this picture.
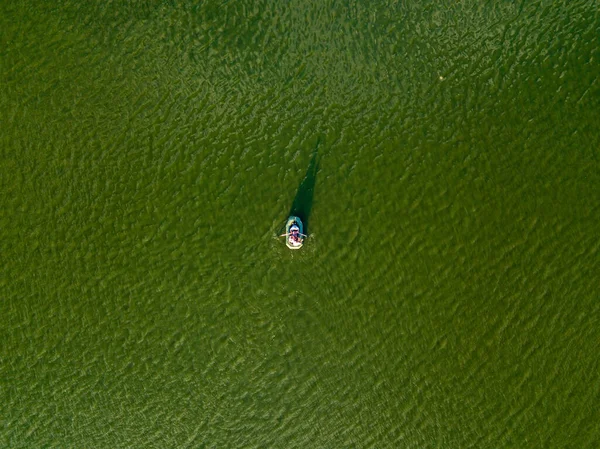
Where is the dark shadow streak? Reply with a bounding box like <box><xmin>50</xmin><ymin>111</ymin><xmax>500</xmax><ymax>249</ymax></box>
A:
<box><xmin>288</xmin><ymin>139</ymin><xmax>321</xmax><ymax>235</ymax></box>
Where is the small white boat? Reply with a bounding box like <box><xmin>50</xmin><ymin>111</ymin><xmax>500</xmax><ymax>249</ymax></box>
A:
<box><xmin>283</xmin><ymin>216</ymin><xmax>305</xmax><ymax>250</ymax></box>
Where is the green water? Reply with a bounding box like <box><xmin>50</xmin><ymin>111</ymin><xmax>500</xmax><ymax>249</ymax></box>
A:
<box><xmin>2</xmin><ymin>1</ymin><xmax>600</xmax><ymax>447</ymax></box>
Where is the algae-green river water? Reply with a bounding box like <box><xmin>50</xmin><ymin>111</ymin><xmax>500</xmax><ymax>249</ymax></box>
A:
<box><xmin>2</xmin><ymin>1</ymin><xmax>600</xmax><ymax>448</ymax></box>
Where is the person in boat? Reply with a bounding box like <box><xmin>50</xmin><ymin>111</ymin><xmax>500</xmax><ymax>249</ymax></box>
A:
<box><xmin>289</xmin><ymin>224</ymin><xmax>302</xmax><ymax>245</ymax></box>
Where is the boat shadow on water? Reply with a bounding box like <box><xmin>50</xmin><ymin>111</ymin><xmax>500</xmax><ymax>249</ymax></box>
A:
<box><xmin>287</xmin><ymin>140</ymin><xmax>320</xmax><ymax>236</ymax></box>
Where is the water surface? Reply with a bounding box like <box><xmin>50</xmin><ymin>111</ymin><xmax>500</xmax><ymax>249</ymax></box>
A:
<box><xmin>2</xmin><ymin>1</ymin><xmax>600</xmax><ymax>447</ymax></box>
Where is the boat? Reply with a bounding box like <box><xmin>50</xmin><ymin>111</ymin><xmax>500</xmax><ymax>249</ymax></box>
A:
<box><xmin>284</xmin><ymin>216</ymin><xmax>305</xmax><ymax>250</ymax></box>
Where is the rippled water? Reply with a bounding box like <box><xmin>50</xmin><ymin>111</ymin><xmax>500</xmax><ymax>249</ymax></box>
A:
<box><xmin>2</xmin><ymin>1</ymin><xmax>599</xmax><ymax>447</ymax></box>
